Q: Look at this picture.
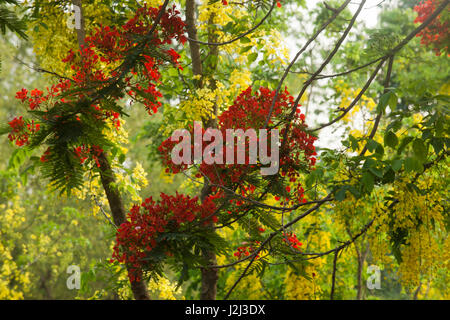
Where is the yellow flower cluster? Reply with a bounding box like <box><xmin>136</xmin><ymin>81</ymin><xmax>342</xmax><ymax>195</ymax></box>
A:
<box><xmin>198</xmin><ymin>1</ymin><xmax>236</xmax><ymax>30</ymax></box>
<box><xmin>72</xmin><ymin>120</ymin><xmax>148</xmax><ymax>213</ymax></box>
<box><xmin>147</xmin><ymin>275</ymin><xmax>184</xmax><ymax>300</ymax></box>
<box><xmin>0</xmin><ymin>198</ymin><xmax>31</xmax><ymax>299</ymax></box>
<box><xmin>398</xmin><ymin>225</ymin><xmax>441</xmax><ymax>288</ymax></box>
<box><xmin>27</xmin><ymin>0</ymin><xmax>113</xmax><ymax>75</ymax></box>
<box><xmin>389</xmin><ymin>178</ymin><xmax>447</xmax><ymax>289</ymax></box>
<box><xmin>0</xmin><ymin>243</ymin><xmax>31</xmax><ymax>299</ymax></box>
<box><xmin>367</xmin><ymin>205</ymin><xmax>393</xmax><ymax>266</ymax></box>
<box><xmin>162</xmin><ymin>70</ymin><xmax>252</xmax><ymax>134</ymax></box>
<box><xmin>392</xmin><ymin>180</ymin><xmax>445</xmax><ymax>231</ymax></box>
<box><xmin>284</xmin><ymin>265</ymin><xmax>321</xmax><ymax>300</ymax></box>
<box><xmin>197</xmin><ymin>1</ymin><xmax>289</xmax><ymax>66</ymax></box>
<box><xmin>334</xmin><ymin>79</ymin><xmax>377</xmax><ymax>123</ymax></box>
<box><xmin>284</xmin><ymin>210</ymin><xmax>332</xmax><ymax>300</ymax></box>
<box><xmin>113</xmin><ymin>266</ymin><xmax>185</xmax><ymax>299</ymax></box>
<box><xmin>224</xmin><ymin>271</ymin><xmax>264</xmax><ymax>299</ymax></box>
<box><xmin>179</xmin><ymin>85</ymin><xmax>217</xmax><ymax>122</ymax></box>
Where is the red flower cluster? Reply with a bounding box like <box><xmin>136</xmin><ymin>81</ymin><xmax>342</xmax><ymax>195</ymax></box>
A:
<box><xmin>233</xmin><ymin>241</ymin><xmax>261</xmax><ymax>259</ymax></box>
<box><xmin>15</xmin><ymin>88</ymin><xmax>28</xmax><ymax>102</ymax></box>
<box><xmin>10</xmin><ymin>4</ymin><xmax>185</xmax><ymax>168</ymax></box>
<box><xmin>414</xmin><ymin>0</ymin><xmax>449</xmax><ymax>56</ymax></box>
<box><xmin>282</xmin><ymin>232</ymin><xmax>302</xmax><ymax>250</ymax></box>
<box><xmin>81</xmin><ymin>4</ymin><xmax>186</xmax><ymax>115</ymax></box>
<box><xmin>15</xmin><ymin>80</ymin><xmax>72</xmax><ymax>111</ymax></box>
<box><xmin>111</xmin><ymin>192</ymin><xmax>218</xmax><ymax>281</ymax></box>
<box><xmin>40</xmin><ymin>148</ymin><xmax>51</xmax><ymax>163</ymax></box>
<box><xmin>7</xmin><ymin>117</ymin><xmax>40</xmax><ymax>146</ymax></box>
<box><xmin>232</xmin><ymin>232</ymin><xmax>303</xmax><ymax>260</ymax></box>
<box><xmin>159</xmin><ymin>86</ymin><xmax>317</xmax><ymax>206</ymax></box>
<box><xmin>73</xmin><ymin>144</ymin><xmax>103</xmax><ymax>167</ymax></box>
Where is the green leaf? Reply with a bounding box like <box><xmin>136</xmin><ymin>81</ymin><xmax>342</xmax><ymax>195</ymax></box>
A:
<box><xmin>391</xmin><ymin>159</ymin><xmax>403</xmax><ymax>172</ymax></box>
<box><xmin>430</xmin><ymin>137</ymin><xmax>443</xmax><ymax>155</ymax></box>
<box><xmin>349</xmin><ymin>135</ymin><xmax>359</xmax><ymax>151</ymax></box>
<box><xmin>361</xmin><ymin>172</ymin><xmax>375</xmax><ymax>193</ymax></box>
<box><xmin>406</xmin><ymin>183</ymin><xmax>421</xmax><ymax>195</ymax></box>
<box><xmin>412</xmin><ymin>138</ymin><xmax>427</xmax><ymax>162</ymax></box>
<box><xmin>366</xmin><ymin>139</ymin><xmax>379</xmax><ymax>152</ymax></box>
<box><xmin>348</xmin><ymin>186</ymin><xmax>361</xmax><ymax>199</ymax></box>
<box><xmin>375</xmin><ymin>144</ymin><xmax>384</xmax><ymax>157</ymax></box>
<box><xmin>222</xmin><ymin>21</ymin><xmax>234</xmax><ymax>32</ymax></box>
<box><xmin>335</xmin><ymin>188</ymin><xmax>347</xmax><ymax>201</ymax></box>
<box><xmin>435</xmin><ymin>117</ymin><xmax>444</xmax><ymax>136</ymax></box>
<box><xmin>240</xmin><ymin>37</ymin><xmax>251</xmax><ymax>44</ymax></box>
<box><xmin>386</xmin><ymin>120</ymin><xmax>402</xmax><ymax>132</ymax></box>
<box><xmin>404</xmin><ymin>157</ymin><xmax>422</xmax><ymax>173</ymax></box>
<box><xmin>376</xmin><ymin>92</ymin><xmax>390</xmax><ymax>114</ymax></box>
<box><xmin>369</xmin><ymin>167</ymin><xmax>383</xmax><ymax>178</ymax></box>
<box><xmin>363</xmin><ymin>157</ymin><xmax>376</xmax><ymax>169</ymax></box>
<box><xmin>240</xmin><ymin>45</ymin><xmax>253</xmax><ymax>54</ymax></box>
<box><xmin>382</xmin><ymin>168</ymin><xmax>395</xmax><ymax>183</ymax></box>
<box><xmin>388</xmin><ymin>92</ymin><xmax>398</xmax><ymax>110</ymax></box>
<box><xmin>247</xmin><ymin>52</ymin><xmax>258</xmax><ymax>64</ymax></box>
<box><xmin>421</xmin><ymin>129</ymin><xmax>432</xmax><ymax>140</ymax></box>
<box><xmin>204</xmin><ymin>54</ymin><xmax>218</xmax><ymax>67</ymax></box>
<box><xmin>384</xmin><ymin>131</ymin><xmax>398</xmax><ymax>148</ymax></box>
<box><xmin>397</xmin><ymin>136</ymin><xmax>414</xmax><ymax>154</ymax></box>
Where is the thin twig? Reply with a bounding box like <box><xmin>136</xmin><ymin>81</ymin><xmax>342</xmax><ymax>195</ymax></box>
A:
<box><xmin>263</xmin><ymin>0</ymin><xmax>353</xmax><ymax>128</ymax></box>
<box><xmin>330</xmin><ymin>249</ymin><xmax>340</xmax><ymax>300</ymax></box>
<box><xmin>186</xmin><ymin>0</ymin><xmax>277</xmax><ymax>46</ymax></box>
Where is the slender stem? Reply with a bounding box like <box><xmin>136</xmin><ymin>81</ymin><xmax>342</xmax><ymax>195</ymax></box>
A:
<box><xmin>330</xmin><ymin>249</ymin><xmax>339</xmax><ymax>300</ymax></box>
<box><xmin>187</xmin><ymin>0</ymin><xmax>277</xmax><ymax>46</ymax></box>
<box><xmin>359</xmin><ymin>55</ymin><xmax>394</xmax><ymax>157</ymax></box>
<box><xmin>263</xmin><ymin>0</ymin><xmax>352</xmax><ymax>128</ymax></box>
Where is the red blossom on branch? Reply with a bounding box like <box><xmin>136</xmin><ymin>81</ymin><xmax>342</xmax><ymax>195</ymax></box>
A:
<box><xmin>9</xmin><ymin>4</ymin><xmax>186</xmax><ymax>169</ymax></box>
<box><xmin>111</xmin><ymin>192</ymin><xmax>218</xmax><ymax>281</ymax></box>
<box><xmin>414</xmin><ymin>0</ymin><xmax>449</xmax><ymax>56</ymax></box>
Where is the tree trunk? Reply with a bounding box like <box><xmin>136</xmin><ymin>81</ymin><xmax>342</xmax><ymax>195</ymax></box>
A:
<box><xmin>97</xmin><ymin>154</ymin><xmax>150</xmax><ymax>300</ymax></box>
<box><xmin>185</xmin><ymin>0</ymin><xmax>219</xmax><ymax>300</ymax></box>
<box><xmin>356</xmin><ymin>256</ymin><xmax>363</xmax><ymax>300</ymax></box>
<box><xmin>72</xmin><ymin>0</ymin><xmax>149</xmax><ymax>300</ymax></box>
<box><xmin>355</xmin><ymin>243</ymin><xmax>369</xmax><ymax>300</ymax></box>
<box><xmin>199</xmin><ymin>183</ymin><xmax>219</xmax><ymax>300</ymax></box>
<box><xmin>200</xmin><ymin>245</ymin><xmax>219</xmax><ymax>300</ymax></box>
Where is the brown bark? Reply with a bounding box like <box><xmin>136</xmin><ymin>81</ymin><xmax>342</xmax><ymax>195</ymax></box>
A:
<box><xmin>97</xmin><ymin>154</ymin><xmax>150</xmax><ymax>300</ymax></box>
<box><xmin>355</xmin><ymin>243</ymin><xmax>369</xmax><ymax>300</ymax></box>
<box><xmin>72</xmin><ymin>0</ymin><xmax>149</xmax><ymax>300</ymax></box>
<box><xmin>185</xmin><ymin>0</ymin><xmax>220</xmax><ymax>300</ymax></box>
<box><xmin>186</xmin><ymin>0</ymin><xmax>203</xmax><ymax>81</ymax></box>
<box><xmin>346</xmin><ymin>223</ymin><xmax>367</xmax><ymax>300</ymax></box>
<box><xmin>71</xmin><ymin>0</ymin><xmax>86</xmax><ymax>43</ymax></box>
<box><xmin>356</xmin><ymin>255</ymin><xmax>363</xmax><ymax>300</ymax></box>
<box><xmin>413</xmin><ymin>282</ymin><xmax>422</xmax><ymax>300</ymax></box>
<box><xmin>199</xmin><ymin>183</ymin><xmax>219</xmax><ymax>300</ymax></box>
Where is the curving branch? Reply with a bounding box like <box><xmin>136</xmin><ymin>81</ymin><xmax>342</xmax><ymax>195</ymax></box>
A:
<box><xmin>311</xmin><ymin>59</ymin><xmax>385</xmax><ymax>132</ymax></box>
<box><xmin>359</xmin><ymin>55</ymin><xmax>394</xmax><ymax>157</ymax></box>
<box><xmin>186</xmin><ymin>0</ymin><xmax>277</xmax><ymax>47</ymax></box>
<box><xmin>311</xmin><ymin>0</ymin><xmax>449</xmax><ymax>132</ymax></box>
<box><xmin>290</xmin><ymin>0</ymin><xmax>367</xmax><ymax>112</ymax></box>
<box><xmin>289</xmin><ymin>56</ymin><xmax>383</xmax><ymax>80</ymax></box>
<box><xmin>223</xmin><ymin>195</ymin><xmax>330</xmax><ymax>299</ymax></box>
<box><xmin>263</xmin><ymin>0</ymin><xmax>353</xmax><ymax>128</ymax></box>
